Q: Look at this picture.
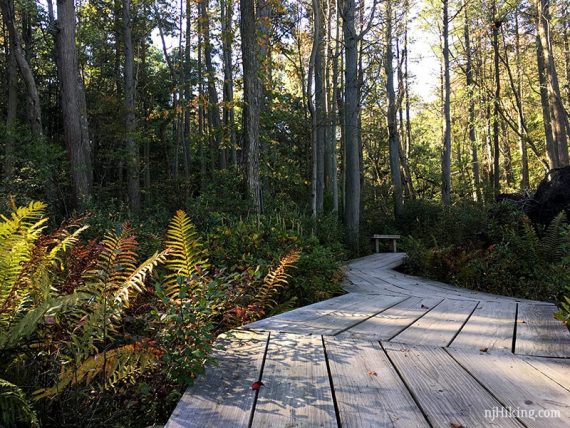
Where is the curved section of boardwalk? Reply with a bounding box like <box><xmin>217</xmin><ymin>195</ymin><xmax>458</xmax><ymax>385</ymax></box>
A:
<box><xmin>167</xmin><ymin>253</ymin><xmax>570</xmax><ymax>428</ymax></box>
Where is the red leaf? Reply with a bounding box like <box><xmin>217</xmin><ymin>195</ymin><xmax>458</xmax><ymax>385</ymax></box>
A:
<box><xmin>450</xmin><ymin>423</ymin><xmax>464</xmax><ymax>428</ymax></box>
<box><xmin>251</xmin><ymin>381</ymin><xmax>264</xmax><ymax>391</ymax></box>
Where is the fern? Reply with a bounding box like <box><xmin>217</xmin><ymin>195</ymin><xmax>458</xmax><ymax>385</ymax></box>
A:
<box><xmin>254</xmin><ymin>249</ymin><xmax>300</xmax><ymax>314</ymax></box>
<box><xmin>0</xmin><ymin>379</ymin><xmax>39</xmax><ymax>427</ymax></box>
<box><xmin>33</xmin><ymin>340</ymin><xmax>162</xmax><ymax>399</ymax></box>
<box><xmin>163</xmin><ymin>210</ymin><xmax>209</xmax><ymax>297</ymax></box>
<box><xmin>540</xmin><ymin>212</ymin><xmax>567</xmax><ymax>261</ymax></box>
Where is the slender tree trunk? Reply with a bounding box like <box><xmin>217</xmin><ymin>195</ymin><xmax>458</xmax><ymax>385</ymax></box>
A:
<box><xmin>536</xmin><ymin>0</ymin><xmax>569</xmax><ymax>165</ymax></box>
<box><xmin>313</xmin><ymin>0</ymin><xmax>326</xmax><ymax>214</ymax></box>
<box><xmin>240</xmin><ymin>0</ymin><xmax>262</xmax><ymax>212</ymax></box>
<box><xmin>491</xmin><ymin>7</ymin><xmax>501</xmax><ymax>196</ymax></box>
<box><xmin>55</xmin><ymin>0</ymin><xmax>93</xmax><ymax>206</ymax></box>
<box><xmin>183</xmin><ymin>0</ymin><xmax>192</xmax><ymax>177</ymax></box>
<box><xmin>329</xmin><ymin>0</ymin><xmax>340</xmax><ymax>212</ymax></box>
<box><xmin>1</xmin><ymin>0</ymin><xmax>42</xmax><ymax>139</ymax></box>
<box><xmin>342</xmin><ymin>0</ymin><xmax>360</xmax><ymax>251</ymax></box>
<box><xmin>463</xmin><ymin>5</ymin><xmax>482</xmax><ymax>201</ymax></box>
<box><xmin>200</xmin><ymin>0</ymin><xmax>224</xmax><ymax>169</ymax></box>
<box><xmin>441</xmin><ymin>0</ymin><xmax>452</xmax><ymax>204</ymax></box>
<box><xmin>515</xmin><ymin>10</ymin><xmax>529</xmax><ymax>189</ymax></box>
<box><xmin>4</xmin><ymin>31</ymin><xmax>17</xmax><ymax>181</ymax></box>
<box><xmin>385</xmin><ymin>0</ymin><xmax>403</xmax><ymax>218</ymax></box>
<box><xmin>221</xmin><ymin>0</ymin><xmax>237</xmax><ymax>166</ymax></box>
<box><xmin>123</xmin><ymin>0</ymin><xmax>140</xmax><ymax>212</ymax></box>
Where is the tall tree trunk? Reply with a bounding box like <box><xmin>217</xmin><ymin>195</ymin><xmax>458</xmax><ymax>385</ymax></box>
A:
<box><xmin>313</xmin><ymin>0</ymin><xmax>326</xmax><ymax>214</ymax></box>
<box><xmin>329</xmin><ymin>0</ymin><xmax>340</xmax><ymax>212</ymax></box>
<box><xmin>240</xmin><ymin>0</ymin><xmax>262</xmax><ymax>212</ymax></box>
<box><xmin>200</xmin><ymin>0</ymin><xmax>224</xmax><ymax>169</ymax></box>
<box><xmin>463</xmin><ymin>5</ymin><xmax>482</xmax><ymax>201</ymax></box>
<box><xmin>515</xmin><ymin>10</ymin><xmax>529</xmax><ymax>189</ymax></box>
<box><xmin>1</xmin><ymin>0</ymin><xmax>42</xmax><ymax>139</ymax></box>
<box><xmin>221</xmin><ymin>0</ymin><xmax>237</xmax><ymax>166</ymax></box>
<box><xmin>55</xmin><ymin>0</ymin><xmax>93</xmax><ymax>206</ymax></box>
<box><xmin>342</xmin><ymin>0</ymin><xmax>360</xmax><ymax>251</ymax></box>
<box><xmin>123</xmin><ymin>0</ymin><xmax>140</xmax><ymax>212</ymax></box>
<box><xmin>385</xmin><ymin>0</ymin><xmax>403</xmax><ymax>218</ymax></box>
<box><xmin>182</xmin><ymin>0</ymin><xmax>192</xmax><ymax>177</ymax></box>
<box><xmin>4</xmin><ymin>31</ymin><xmax>17</xmax><ymax>182</ymax></box>
<box><xmin>536</xmin><ymin>0</ymin><xmax>569</xmax><ymax>165</ymax></box>
<box><xmin>441</xmin><ymin>0</ymin><xmax>452</xmax><ymax>204</ymax></box>
<box><xmin>491</xmin><ymin>7</ymin><xmax>501</xmax><ymax>196</ymax></box>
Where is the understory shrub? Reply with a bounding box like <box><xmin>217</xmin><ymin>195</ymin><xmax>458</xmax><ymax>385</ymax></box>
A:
<box><xmin>400</xmin><ymin>201</ymin><xmax>570</xmax><ymax>303</ymax></box>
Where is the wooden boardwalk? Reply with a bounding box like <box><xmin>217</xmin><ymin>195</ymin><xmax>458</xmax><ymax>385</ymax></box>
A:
<box><xmin>166</xmin><ymin>253</ymin><xmax>570</xmax><ymax>427</ymax></box>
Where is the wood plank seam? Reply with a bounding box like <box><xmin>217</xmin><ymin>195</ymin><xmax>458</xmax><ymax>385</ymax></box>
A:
<box><xmin>512</xmin><ymin>303</ymin><xmax>519</xmax><ymax>354</ymax></box>
<box><xmin>444</xmin><ymin>348</ymin><xmax>529</xmax><ymax>427</ymax></box>
<box><xmin>247</xmin><ymin>331</ymin><xmax>271</xmax><ymax>428</ymax></box>
<box><xmin>331</xmin><ymin>296</ymin><xmax>413</xmax><ymax>337</ymax></box>
<box><xmin>446</xmin><ymin>300</ymin><xmax>481</xmax><ymax>347</ymax></box>
<box><xmin>385</xmin><ymin>298</ymin><xmax>445</xmax><ymax>342</ymax></box>
<box><xmin>378</xmin><ymin>341</ymin><xmax>435</xmax><ymax>427</ymax></box>
<box><xmin>522</xmin><ymin>358</ymin><xmax>570</xmax><ymax>393</ymax></box>
<box><xmin>321</xmin><ymin>336</ymin><xmax>343</xmax><ymax>428</ymax></box>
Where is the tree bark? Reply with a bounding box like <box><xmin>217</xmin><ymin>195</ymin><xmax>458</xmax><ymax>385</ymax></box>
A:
<box><xmin>342</xmin><ymin>0</ymin><xmax>360</xmax><ymax>251</ymax></box>
<box><xmin>4</xmin><ymin>28</ymin><xmax>17</xmax><ymax>182</ymax></box>
<box><xmin>536</xmin><ymin>0</ymin><xmax>569</xmax><ymax>165</ymax></box>
<box><xmin>123</xmin><ymin>0</ymin><xmax>140</xmax><ymax>212</ymax></box>
<box><xmin>463</xmin><ymin>5</ymin><xmax>482</xmax><ymax>201</ymax></box>
<box><xmin>385</xmin><ymin>0</ymin><xmax>403</xmax><ymax>218</ymax></box>
<box><xmin>55</xmin><ymin>0</ymin><xmax>93</xmax><ymax>206</ymax></box>
<box><xmin>313</xmin><ymin>0</ymin><xmax>326</xmax><ymax>214</ymax></box>
<box><xmin>240</xmin><ymin>0</ymin><xmax>262</xmax><ymax>212</ymax></box>
<box><xmin>441</xmin><ymin>0</ymin><xmax>452</xmax><ymax>204</ymax></box>
<box><xmin>491</xmin><ymin>6</ymin><xmax>501</xmax><ymax>196</ymax></box>
<box><xmin>1</xmin><ymin>0</ymin><xmax>42</xmax><ymax>140</ymax></box>
<box><xmin>221</xmin><ymin>0</ymin><xmax>237</xmax><ymax>166</ymax></box>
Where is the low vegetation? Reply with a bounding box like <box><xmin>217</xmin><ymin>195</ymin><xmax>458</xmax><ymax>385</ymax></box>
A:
<box><xmin>0</xmin><ymin>201</ymin><xmax>343</xmax><ymax>427</ymax></box>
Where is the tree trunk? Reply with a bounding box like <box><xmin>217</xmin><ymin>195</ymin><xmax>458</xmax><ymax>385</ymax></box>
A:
<box><xmin>441</xmin><ymin>0</ymin><xmax>452</xmax><ymax>204</ymax></box>
<box><xmin>385</xmin><ymin>0</ymin><xmax>403</xmax><ymax>218</ymax></box>
<box><xmin>329</xmin><ymin>0</ymin><xmax>340</xmax><ymax>212</ymax></box>
<box><xmin>183</xmin><ymin>0</ymin><xmax>192</xmax><ymax>176</ymax></box>
<box><xmin>240</xmin><ymin>0</ymin><xmax>262</xmax><ymax>212</ymax></box>
<box><xmin>4</xmin><ymin>30</ymin><xmax>17</xmax><ymax>182</ymax></box>
<box><xmin>515</xmin><ymin>10</ymin><xmax>529</xmax><ymax>189</ymax></box>
<box><xmin>463</xmin><ymin>5</ymin><xmax>482</xmax><ymax>201</ymax></box>
<box><xmin>200</xmin><ymin>0</ymin><xmax>224</xmax><ymax>169</ymax></box>
<box><xmin>491</xmin><ymin>6</ymin><xmax>501</xmax><ymax>196</ymax></box>
<box><xmin>342</xmin><ymin>0</ymin><xmax>360</xmax><ymax>251</ymax></box>
<box><xmin>313</xmin><ymin>0</ymin><xmax>326</xmax><ymax>214</ymax></box>
<box><xmin>55</xmin><ymin>0</ymin><xmax>93</xmax><ymax>206</ymax></box>
<box><xmin>536</xmin><ymin>0</ymin><xmax>569</xmax><ymax>165</ymax></box>
<box><xmin>221</xmin><ymin>0</ymin><xmax>237</xmax><ymax>166</ymax></box>
<box><xmin>1</xmin><ymin>0</ymin><xmax>42</xmax><ymax>140</ymax></box>
<box><xmin>123</xmin><ymin>0</ymin><xmax>140</xmax><ymax>212</ymax></box>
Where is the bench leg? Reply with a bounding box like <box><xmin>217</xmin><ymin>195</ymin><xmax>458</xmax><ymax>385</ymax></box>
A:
<box><xmin>391</xmin><ymin>240</ymin><xmax>397</xmax><ymax>253</ymax></box>
<box><xmin>375</xmin><ymin>240</ymin><xmax>379</xmax><ymax>253</ymax></box>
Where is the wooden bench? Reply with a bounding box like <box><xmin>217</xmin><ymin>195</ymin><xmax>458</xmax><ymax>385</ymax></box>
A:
<box><xmin>371</xmin><ymin>234</ymin><xmax>401</xmax><ymax>253</ymax></box>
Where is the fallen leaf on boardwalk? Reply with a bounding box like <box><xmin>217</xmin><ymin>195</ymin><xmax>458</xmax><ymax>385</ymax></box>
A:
<box><xmin>479</xmin><ymin>347</ymin><xmax>488</xmax><ymax>353</ymax></box>
<box><xmin>421</xmin><ymin>304</ymin><xmax>429</xmax><ymax>309</ymax></box>
<box><xmin>368</xmin><ymin>371</ymin><xmax>378</xmax><ymax>377</ymax></box>
<box><xmin>251</xmin><ymin>381</ymin><xmax>264</xmax><ymax>391</ymax></box>
<box><xmin>450</xmin><ymin>423</ymin><xmax>464</xmax><ymax>428</ymax></box>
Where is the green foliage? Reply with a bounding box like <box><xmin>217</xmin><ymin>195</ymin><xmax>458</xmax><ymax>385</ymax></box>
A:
<box><xmin>0</xmin><ymin>379</ymin><xmax>39</xmax><ymax>427</ymax></box>
<box><xmin>400</xmin><ymin>201</ymin><xmax>570</xmax><ymax>302</ymax></box>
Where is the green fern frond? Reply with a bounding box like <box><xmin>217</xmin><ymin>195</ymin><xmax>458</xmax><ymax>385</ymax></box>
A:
<box><xmin>33</xmin><ymin>340</ymin><xmax>162</xmax><ymax>400</ymax></box>
<box><xmin>0</xmin><ymin>378</ymin><xmax>39</xmax><ymax>427</ymax></box>
<box><xmin>540</xmin><ymin>212</ymin><xmax>566</xmax><ymax>261</ymax></box>
<box><xmin>164</xmin><ymin>210</ymin><xmax>209</xmax><ymax>297</ymax></box>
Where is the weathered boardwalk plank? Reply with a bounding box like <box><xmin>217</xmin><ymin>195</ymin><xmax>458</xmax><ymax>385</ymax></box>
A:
<box><xmin>325</xmin><ymin>338</ymin><xmax>429</xmax><ymax>427</ymax></box>
<box><xmin>448</xmin><ymin>348</ymin><xmax>570</xmax><ymax>428</ymax></box>
<box><xmin>383</xmin><ymin>342</ymin><xmax>523</xmax><ymax>427</ymax></box>
<box><xmin>337</xmin><ymin>296</ymin><xmax>442</xmax><ymax>340</ymax></box>
<box><xmin>523</xmin><ymin>357</ymin><xmax>570</xmax><ymax>392</ymax></box>
<box><xmin>168</xmin><ymin>253</ymin><xmax>570</xmax><ymax>427</ymax></box>
<box><xmin>449</xmin><ymin>301</ymin><xmax>517</xmax><ymax>351</ymax></box>
<box><xmin>390</xmin><ymin>298</ymin><xmax>478</xmax><ymax>347</ymax></box>
<box><xmin>251</xmin><ymin>333</ymin><xmax>337</xmax><ymax>427</ymax></box>
<box><xmin>165</xmin><ymin>330</ymin><xmax>268</xmax><ymax>428</ymax></box>
<box><xmin>516</xmin><ymin>304</ymin><xmax>570</xmax><ymax>357</ymax></box>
